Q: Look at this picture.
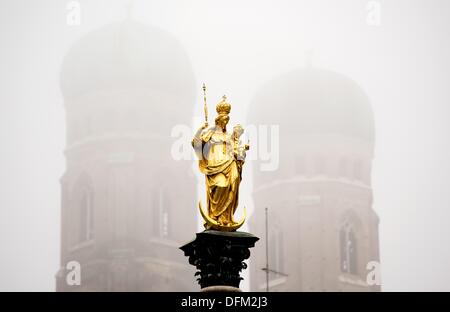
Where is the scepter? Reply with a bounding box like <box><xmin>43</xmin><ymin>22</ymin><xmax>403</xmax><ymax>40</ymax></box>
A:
<box><xmin>202</xmin><ymin>83</ymin><xmax>208</xmax><ymax>123</ymax></box>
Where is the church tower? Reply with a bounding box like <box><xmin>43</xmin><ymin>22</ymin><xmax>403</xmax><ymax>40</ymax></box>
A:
<box><xmin>249</xmin><ymin>68</ymin><xmax>380</xmax><ymax>291</ymax></box>
<box><xmin>56</xmin><ymin>20</ymin><xmax>197</xmax><ymax>291</ymax></box>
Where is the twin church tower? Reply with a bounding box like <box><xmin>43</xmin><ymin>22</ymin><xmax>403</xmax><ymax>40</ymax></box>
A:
<box><xmin>56</xmin><ymin>19</ymin><xmax>380</xmax><ymax>291</ymax></box>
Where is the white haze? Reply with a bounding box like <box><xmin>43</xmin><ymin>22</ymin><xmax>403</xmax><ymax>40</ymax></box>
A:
<box><xmin>0</xmin><ymin>0</ymin><xmax>450</xmax><ymax>291</ymax></box>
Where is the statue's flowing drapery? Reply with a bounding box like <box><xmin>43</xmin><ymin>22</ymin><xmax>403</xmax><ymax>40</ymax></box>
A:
<box><xmin>194</xmin><ymin>127</ymin><xmax>241</xmax><ymax>226</ymax></box>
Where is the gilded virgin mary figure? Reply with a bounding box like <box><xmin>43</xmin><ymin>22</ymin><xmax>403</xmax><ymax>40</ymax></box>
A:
<box><xmin>192</xmin><ymin>96</ymin><xmax>249</xmax><ymax>231</ymax></box>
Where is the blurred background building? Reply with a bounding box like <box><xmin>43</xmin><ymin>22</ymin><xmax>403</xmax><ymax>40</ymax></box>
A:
<box><xmin>55</xmin><ymin>18</ymin><xmax>380</xmax><ymax>292</ymax></box>
<box><xmin>55</xmin><ymin>18</ymin><xmax>198</xmax><ymax>291</ymax></box>
<box><xmin>2</xmin><ymin>0</ymin><xmax>450</xmax><ymax>293</ymax></box>
<box><xmin>249</xmin><ymin>67</ymin><xmax>380</xmax><ymax>291</ymax></box>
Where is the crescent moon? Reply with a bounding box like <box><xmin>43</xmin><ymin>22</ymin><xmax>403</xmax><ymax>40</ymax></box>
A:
<box><xmin>198</xmin><ymin>201</ymin><xmax>246</xmax><ymax>232</ymax></box>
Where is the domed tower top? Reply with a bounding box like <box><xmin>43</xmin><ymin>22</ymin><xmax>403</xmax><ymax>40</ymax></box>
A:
<box><xmin>248</xmin><ymin>68</ymin><xmax>380</xmax><ymax>292</ymax></box>
<box><xmin>250</xmin><ymin>68</ymin><xmax>374</xmax><ymax>143</ymax></box>
<box><xmin>61</xmin><ymin>20</ymin><xmax>195</xmax><ymax>104</ymax></box>
<box><xmin>249</xmin><ymin>68</ymin><xmax>375</xmax><ymax>187</ymax></box>
<box><xmin>60</xmin><ymin>20</ymin><xmax>196</xmax><ymax>144</ymax></box>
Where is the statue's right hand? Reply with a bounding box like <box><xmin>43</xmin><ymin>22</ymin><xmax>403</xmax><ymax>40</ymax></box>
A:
<box><xmin>201</xmin><ymin>122</ymin><xmax>209</xmax><ymax>129</ymax></box>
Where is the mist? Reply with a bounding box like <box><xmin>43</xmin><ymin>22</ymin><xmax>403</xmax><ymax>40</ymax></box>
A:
<box><xmin>0</xmin><ymin>0</ymin><xmax>450</xmax><ymax>291</ymax></box>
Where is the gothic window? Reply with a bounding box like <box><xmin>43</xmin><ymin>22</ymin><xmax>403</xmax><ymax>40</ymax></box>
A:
<box><xmin>78</xmin><ymin>185</ymin><xmax>94</xmax><ymax>243</ymax></box>
<box><xmin>340</xmin><ymin>223</ymin><xmax>358</xmax><ymax>275</ymax></box>
<box><xmin>152</xmin><ymin>186</ymin><xmax>171</xmax><ymax>238</ymax></box>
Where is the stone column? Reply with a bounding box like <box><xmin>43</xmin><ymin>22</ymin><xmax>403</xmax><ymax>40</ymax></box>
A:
<box><xmin>180</xmin><ymin>230</ymin><xmax>259</xmax><ymax>291</ymax></box>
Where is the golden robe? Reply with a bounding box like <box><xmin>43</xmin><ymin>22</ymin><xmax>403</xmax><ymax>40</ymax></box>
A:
<box><xmin>193</xmin><ymin>126</ymin><xmax>241</xmax><ymax>225</ymax></box>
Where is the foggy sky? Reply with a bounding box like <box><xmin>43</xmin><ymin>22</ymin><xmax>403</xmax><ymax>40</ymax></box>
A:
<box><xmin>1</xmin><ymin>0</ymin><xmax>450</xmax><ymax>291</ymax></box>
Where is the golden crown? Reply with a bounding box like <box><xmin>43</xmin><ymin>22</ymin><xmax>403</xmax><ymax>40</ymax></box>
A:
<box><xmin>216</xmin><ymin>95</ymin><xmax>231</xmax><ymax>115</ymax></box>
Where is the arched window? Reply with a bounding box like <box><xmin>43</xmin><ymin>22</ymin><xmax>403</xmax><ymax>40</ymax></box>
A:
<box><xmin>71</xmin><ymin>174</ymin><xmax>95</xmax><ymax>246</ymax></box>
<box><xmin>78</xmin><ymin>186</ymin><xmax>94</xmax><ymax>243</ymax></box>
<box><xmin>340</xmin><ymin>223</ymin><xmax>358</xmax><ymax>274</ymax></box>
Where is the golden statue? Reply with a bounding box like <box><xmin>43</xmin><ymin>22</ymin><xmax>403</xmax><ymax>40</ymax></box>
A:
<box><xmin>192</xmin><ymin>87</ymin><xmax>249</xmax><ymax>232</ymax></box>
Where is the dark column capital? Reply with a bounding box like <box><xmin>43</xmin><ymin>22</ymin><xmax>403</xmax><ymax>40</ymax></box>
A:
<box><xmin>180</xmin><ymin>230</ymin><xmax>259</xmax><ymax>289</ymax></box>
